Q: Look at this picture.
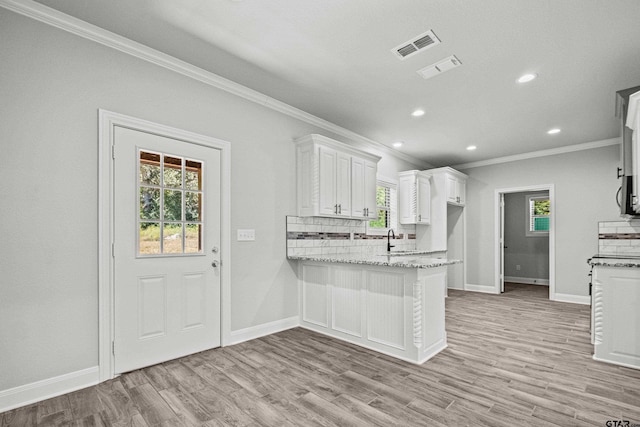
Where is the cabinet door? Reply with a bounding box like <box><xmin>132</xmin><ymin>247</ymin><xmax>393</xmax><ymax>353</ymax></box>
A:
<box><xmin>398</xmin><ymin>174</ymin><xmax>417</xmax><ymax>224</ymax></box>
<box><xmin>417</xmin><ymin>174</ymin><xmax>431</xmax><ymax>224</ymax></box>
<box><xmin>318</xmin><ymin>146</ymin><xmax>337</xmax><ymax>216</ymax></box>
<box><xmin>336</xmin><ymin>152</ymin><xmax>352</xmax><ymax>216</ymax></box>
<box><xmin>364</xmin><ymin>160</ymin><xmax>378</xmax><ymax>219</ymax></box>
<box><xmin>456</xmin><ymin>179</ymin><xmax>466</xmax><ymax>206</ymax></box>
<box><xmin>446</xmin><ymin>175</ymin><xmax>458</xmax><ymax>204</ymax></box>
<box><xmin>351</xmin><ymin>157</ymin><xmax>366</xmax><ymax>218</ymax></box>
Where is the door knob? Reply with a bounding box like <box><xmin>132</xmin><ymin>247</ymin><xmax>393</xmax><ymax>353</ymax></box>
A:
<box><xmin>211</xmin><ymin>260</ymin><xmax>219</xmax><ymax>268</ymax></box>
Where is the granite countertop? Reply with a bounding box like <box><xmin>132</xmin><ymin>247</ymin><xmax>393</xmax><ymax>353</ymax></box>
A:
<box><xmin>588</xmin><ymin>255</ymin><xmax>640</xmax><ymax>268</ymax></box>
<box><xmin>287</xmin><ymin>252</ymin><xmax>461</xmax><ymax>269</ymax></box>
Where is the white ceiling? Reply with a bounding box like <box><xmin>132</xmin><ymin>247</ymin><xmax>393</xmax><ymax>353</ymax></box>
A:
<box><xmin>34</xmin><ymin>0</ymin><xmax>640</xmax><ymax>166</ymax></box>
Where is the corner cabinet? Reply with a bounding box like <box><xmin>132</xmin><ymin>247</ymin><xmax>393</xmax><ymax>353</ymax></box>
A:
<box><xmin>398</xmin><ymin>170</ymin><xmax>432</xmax><ymax>225</ymax></box>
<box><xmin>295</xmin><ymin>134</ymin><xmax>381</xmax><ymax>219</ymax></box>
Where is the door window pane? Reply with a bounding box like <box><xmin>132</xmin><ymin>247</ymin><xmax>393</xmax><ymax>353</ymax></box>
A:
<box><xmin>163</xmin><ymin>223</ymin><xmax>183</xmax><ymax>254</ymax></box>
<box><xmin>140</xmin><ymin>152</ymin><xmax>161</xmax><ymax>185</ymax></box>
<box><xmin>185</xmin><ymin>224</ymin><xmax>202</xmax><ymax>253</ymax></box>
<box><xmin>163</xmin><ymin>190</ymin><xmax>182</xmax><ymax>221</ymax></box>
<box><xmin>185</xmin><ymin>160</ymin><xmax>202</xmax><ymax>191</ymax></box>
<box><xmin>139</xmin><ymin>222</ymin><xmax>161</xmax><ymax>255</ymax></box>
<box><xmin>163</xmin><ymin>156</ymin><xmax>183</xmax><ymax>188</ymax></box>
<box><xmin>140</xmin><ymin>188</ymin><xmax>160</xmax><ymax>220</ymax></box>
<box><xmin>185</xmin><ymin>192</ymin><xmax>201</xmax><ymax>221</ymax></box>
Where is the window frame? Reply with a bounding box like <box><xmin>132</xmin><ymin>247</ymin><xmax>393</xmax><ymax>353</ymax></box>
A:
<box><xmin>525</xmin><ymin>193</ymin><xmax>550</xmax><ymax>237</ymax></box>
<box><xmin>367</xmin><ymin>176</ymin><xmax>398</xmax><ymax>235</ymax></box>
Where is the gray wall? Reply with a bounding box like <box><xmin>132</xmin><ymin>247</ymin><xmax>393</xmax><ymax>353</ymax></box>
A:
<box><xmin>503</xmin><ymin>191</ymin><xmax>549</xmax><ymax>281</ymax></box>
<box><xmin>460</xmin><ymin>144</ymin><xmax>621</xmax><ymax>297</ymax></box>
<box><xmin>0</xmin><ymin>9</ymin><xmax>420</xmax><ymax>391</ymax></box>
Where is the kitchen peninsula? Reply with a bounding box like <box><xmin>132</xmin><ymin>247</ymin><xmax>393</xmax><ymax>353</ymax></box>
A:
<box><xmin>288</xmin><ymin>251</ymin><xmax>461</xmax><ymax>364</ymax></box>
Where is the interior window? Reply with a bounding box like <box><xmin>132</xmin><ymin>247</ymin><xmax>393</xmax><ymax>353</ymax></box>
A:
<box><xmin>527</xmin><ymin>195</ymin><xmax>550</xmax><ymax>236</ymax></box>
<box><xmin>368</xmin><ymin>180</ymin><xmax>397</xmax><ymax>233</ymax></box>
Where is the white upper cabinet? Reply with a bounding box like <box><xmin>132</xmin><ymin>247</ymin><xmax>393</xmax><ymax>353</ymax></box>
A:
<box><xmin>398</xmin><ymin>170</ymin><xmax>431</xmax><ymax>225</ymax></box>
<box><xmin>351</xmin><ymin>157</ymin><xmax>378</xmax><ymax>219</ymax></box>
<box><xmin>296</xmin><ymin>134</ymin><xmax>380</xmax><ymax>219</ymax></box>
<box><xmin>445</xmin><ymin>173</ymin><xmax>466</xmax><ymax>206</ymax></box>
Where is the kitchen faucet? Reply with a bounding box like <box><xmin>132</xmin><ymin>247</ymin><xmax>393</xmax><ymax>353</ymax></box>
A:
<box><xmin>387</xmin><ymin>229</ymin><xmax>395</xmax><ymax>253</ymax></box>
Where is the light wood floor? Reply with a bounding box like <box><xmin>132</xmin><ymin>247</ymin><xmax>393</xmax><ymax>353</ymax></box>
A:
<box><xmin>3</xmin><ymin>284</ymin><xmax>640</xmax><ymax>426</ymax></box>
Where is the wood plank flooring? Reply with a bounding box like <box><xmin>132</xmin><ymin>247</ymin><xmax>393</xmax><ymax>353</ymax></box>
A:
<box><xmin>3</xmin><ymin>283</ymin><xmax>640</xmax><ymax>426</ymax></box>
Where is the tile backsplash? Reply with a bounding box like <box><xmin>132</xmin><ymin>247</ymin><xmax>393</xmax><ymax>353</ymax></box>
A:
<box><xmin>287</xmin><ymin>216</ymin><xmax>416</xmax><ymax>257</ymax></box>
<box><xmin>598</xmin><ymin>220</ymin><xmax>640</xmax><ymax>257</ymax></box>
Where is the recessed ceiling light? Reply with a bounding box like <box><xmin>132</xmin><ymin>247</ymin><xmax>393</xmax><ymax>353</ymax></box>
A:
<box><xmin>393</xmin><ymin>141</ymin><xmax>404</xmax><ymax>148</ymax></box>
<box><xmin>411</xmin><ymin>109</ymin><xmax>425</xmax><ymax>117</ymax></box>
<box><xmin>466</xmin><ymin>145</ymin><xmax>477</xmax><ymax>151</ymax></box>
<box><xmin>547</xmin><ymin>128</ymin><xmax>561</xmax><ymax>134</ymax></box>
<box><xmin>517</xmin><ymin>73</ymin><xmax>537</xmax><ymax>83</ymax></box>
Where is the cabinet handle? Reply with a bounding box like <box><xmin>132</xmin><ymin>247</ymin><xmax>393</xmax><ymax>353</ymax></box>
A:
<box><xmin>418</xmin><ymin>214</ymin><xmax>421</xmax><ymax>222</ymax></box>
<box><xmin>339</xmin><ymin>204</ymin><xmax>342</xmax><ymax>214</ymax></box>
<box><xmin>334</xmin><ymin>204</ymin><xmax>338</xmax><ymax>214</ymax></box>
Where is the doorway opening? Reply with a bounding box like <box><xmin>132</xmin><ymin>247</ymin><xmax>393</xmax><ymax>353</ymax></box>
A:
<box><xmin>495</xmin><ymin>185</ymin><xmax>555</xmax><ymax>299</ymax></box>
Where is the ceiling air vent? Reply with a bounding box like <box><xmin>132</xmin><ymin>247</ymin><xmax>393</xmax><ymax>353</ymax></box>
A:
<box><xmin>416</xmin><ymin>55</ymin><xmax>462</xmax><ymax>80</ymax></box>
<box><xmin>391</xmin><ymin>30</ymin><xmax>440</xmax><ymax>60</ymax></box>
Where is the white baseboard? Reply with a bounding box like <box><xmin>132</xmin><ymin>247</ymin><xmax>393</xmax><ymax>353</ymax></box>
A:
<box><xmin>229</xmin><ymin>316</ymin><xmax>299</xmax><ymax>345</ymax></box>
<box><xmin>0</xmin><ymin>366</ymin><xmax>99</xmax><ymax>413</ymax></box>
<box><xmin>463</xmin><ymin>283</ymin><xmax>499</xmax><ymax>294</ymax></box>
<box><xmin>504</xmin><ymin>276</ymin><xmax>549</xmax><ymax>286</ymax></box>
<box><xmin>552</xmin><ymin>293</ymin><xmax>591</xmax><ymax>305</ymax></box>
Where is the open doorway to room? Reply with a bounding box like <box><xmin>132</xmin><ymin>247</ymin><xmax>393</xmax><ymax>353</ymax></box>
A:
<box><xmin>495</xmin><ymin>185</ymin><xmax>555</xmax><ymax>300</ymax></box>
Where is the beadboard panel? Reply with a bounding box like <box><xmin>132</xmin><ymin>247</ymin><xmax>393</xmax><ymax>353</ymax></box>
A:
<box><xmin>331</xmin><ymin>267</ymin><xmax>363</xmax><ymax>337</ymax></box>
<box><xmin>365</xmin><ymin>270</ymin><xmax>406</xmax><ymax>350</ymax></box>
<box><xmin>301</xmin><ymin>264</ymin><xmax>329</xmax><ymax>327</ymax></box>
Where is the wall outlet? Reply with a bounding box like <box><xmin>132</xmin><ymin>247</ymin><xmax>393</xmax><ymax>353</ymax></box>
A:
<box><xmin>237</xmin><ymin>229</ymin><xmax>255</xmax><ymax>241</ymax></box>
<box><xmin>516</xmin><ymin>264</ymin><xmax>521</xmax><ymax>271</ymax></box>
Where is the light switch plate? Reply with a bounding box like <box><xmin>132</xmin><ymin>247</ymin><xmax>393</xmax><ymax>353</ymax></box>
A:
<box><xmin>237</xmin><ymin>229</ymin><xmax>255</xmax><ymax>241</ymax></box>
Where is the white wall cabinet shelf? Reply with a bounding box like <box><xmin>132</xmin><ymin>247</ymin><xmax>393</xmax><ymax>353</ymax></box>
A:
<box><xmin>592</xmin><ymin>265</ymin><xmax>640</xmax><ymax>369</ymax></box>
<box><xmin>296</xmin><ymin>134</ymin><xmax>380</xmax><ymax>219</ymax></box>
<box><xmin>398</xmin><ymin>170</ymin><xmax>431</xmax><ymax>225</ymax></box>
<box><xmin>298</xmin><ymin>261</ymin><xmax>447</xmax><ymax>364</ymax></box>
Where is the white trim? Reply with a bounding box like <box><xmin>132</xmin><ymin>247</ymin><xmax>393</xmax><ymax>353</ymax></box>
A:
<box><xmin>494</xmin><ymin>185</ymin><xmax>556</xmax><ymax>300</ymax></box>
<box><xmin>553</xmin><ymin>293</ymin><xmax>591</xmax><ymax>305</ymax></box>
<box><xmin>463</xmin><ymin>283</ymin><xmax>499</xmax><ymax>294</ymax></box>
<box><xmin>0</xmin><ymin>367</ymin><xmax>99</xmax><ymax>413</ymax></box>
<box><xmin>0</xmin><ymin>0</ymin><xmax>429</xmax><ymax>171</ymax></box>
<box><xmin>98</xmin><ymin>110</ymin><xmax>232</xmax><ymax>382</ymax></box>
<box><xmin>454</xmin><ymin>137</ymin><xmax>620</xmax><ymax>170</ymax></box>
<box><xmin>504</xmin><ymin>276</ymin><xmax>549</xmax><ymax>286</ymax></box>
<box><xmin>229</xmin><ymin>316</ymin><xmax>300</xmax><ymax>345</ymax></box>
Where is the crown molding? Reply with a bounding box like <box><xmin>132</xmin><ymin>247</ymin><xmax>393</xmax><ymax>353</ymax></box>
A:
<box><xmin>453</xmin><ymin>137</ymin><xmax>621</xmax><ymax>170</ymax></box>
<box><xmin>0</xmin><ymin>0</ymin><xmax>429</xmax><ymax>169</ymax></box>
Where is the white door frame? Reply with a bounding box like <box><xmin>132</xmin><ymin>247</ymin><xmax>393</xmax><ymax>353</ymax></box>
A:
<box><xmin>494</xmin><ymin>184</ymin><xmax>555</xmax><ymax>299</ymax></box>
<box><xmin>98</xmin><ymin>110</ymin><xmax>231</xmax><ymax>381</ymax></box>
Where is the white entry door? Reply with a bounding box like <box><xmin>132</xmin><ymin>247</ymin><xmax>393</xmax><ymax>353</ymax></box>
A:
<box><xmin>113</xmin><ymin>125</ymin><xmax>221</xmax><ymax>374</ymax></box>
